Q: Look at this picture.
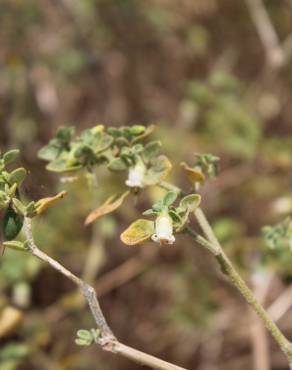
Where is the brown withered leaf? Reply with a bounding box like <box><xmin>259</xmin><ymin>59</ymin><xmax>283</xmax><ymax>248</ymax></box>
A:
<box><xmin>85</xmin><ymin>191</ymin><xmax>129</xmax><ymax>225</ymax></box>
<box><xmin>180</xmin><ymin>162</ymin><xmax>205</xmax><ymax>184</ymax></box>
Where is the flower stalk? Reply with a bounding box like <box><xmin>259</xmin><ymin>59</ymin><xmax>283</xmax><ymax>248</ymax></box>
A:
<box><xmin>192</xmin><ymin>207</ymin><xmax>292</xmax><ymax>365</ymax></box>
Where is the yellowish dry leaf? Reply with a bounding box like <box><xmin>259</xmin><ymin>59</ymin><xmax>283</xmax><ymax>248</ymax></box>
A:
<box><xmin>180</xmin><ymin>162</ymin><xmax>205</xmax><ymax>184</ymax></box>
<box><xmin>36</xmin><ymin>191</ymin><xmax>67</xmax><ymax>215</ymax></box>
<box><xmin>0</xmin><ymin>306</ymin><xmax>23</xmax><ymax>338</ymax></box>
<box><xmin>120</xmin><ymin>219</ymin><xmax>154</xmax><ymax>246</ymax></box>
<box><xmin>85</xmin><ymin>191</ymin><xmax>129</xmax><ymax>225</ymax></box>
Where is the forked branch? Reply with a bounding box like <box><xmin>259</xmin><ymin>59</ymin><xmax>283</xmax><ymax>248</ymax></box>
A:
<box><xmin>23</xmin><ymin>218</ymin><xmax>187</xmax><ymax>370</ymax></box>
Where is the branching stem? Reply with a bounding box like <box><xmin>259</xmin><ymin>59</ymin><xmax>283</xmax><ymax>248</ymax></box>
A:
<box><xmin>160</xmin><ymin>179</ymin><xmax>292</xmax><ymax>363</ymax></box>
<box><xmin>23</xmin><ymin>218</ymin><xmax>186</xmax><ymax>370</ymax></box>
<box><xmin>192</xmin><ymin>208</ymin><xmax>292</xmax><ymax>365</ymax></box>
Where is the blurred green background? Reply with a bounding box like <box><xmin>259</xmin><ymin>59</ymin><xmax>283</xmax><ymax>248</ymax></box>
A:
<box><xmin>1</xmin><ymin>1</ymin><xmax>292</xmax><ymax>369</ymax></box>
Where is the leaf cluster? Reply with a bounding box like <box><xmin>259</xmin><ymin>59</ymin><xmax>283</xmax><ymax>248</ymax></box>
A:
<box><xmin>38</xmin><ymin>125</ymin><xmax>160</xmax><ymax>173</ymax></box>
<box><xmin>143</xmin><ymin>191</ymin><xmax>201</xmax><ymax>232</ymax></box>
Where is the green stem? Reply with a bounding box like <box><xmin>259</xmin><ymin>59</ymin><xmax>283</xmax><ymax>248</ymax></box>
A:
<box><xmin>159</xmin><ymin>180</ymin><xmax>292</xmax><ymax>364</ymax></box>
<box><xmin>185</xmin><ymin>226</ymin><xmax>218</xmax><ymax>255</ymax></box>
<box><xmin>192</xmin><ymin>207</ymin><xmax>292</xmax><ymax>364</ymax></box>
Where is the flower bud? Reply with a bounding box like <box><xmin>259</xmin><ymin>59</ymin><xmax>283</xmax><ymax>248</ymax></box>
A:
<box><xmin>125</xmin><ymin>161</ymin><xmax>146</xmax><ymax>188</ymax></box>
<box><xmin>151</xmin><ymin>214</ymin><xmax>175</xmax><ymax>245</ymax></box>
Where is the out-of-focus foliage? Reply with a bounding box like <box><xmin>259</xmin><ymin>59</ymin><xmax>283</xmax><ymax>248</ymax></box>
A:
<box><xmin>2</xmin><ymin>0</ymin><xmax>292</xmax><ymax>369</ymax></box>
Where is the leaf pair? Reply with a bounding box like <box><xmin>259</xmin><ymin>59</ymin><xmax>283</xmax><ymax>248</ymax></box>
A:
<box><xmin>121</xmin><ymin>192</ymin><xmax>201</xmax><ymax>246</ymax></box>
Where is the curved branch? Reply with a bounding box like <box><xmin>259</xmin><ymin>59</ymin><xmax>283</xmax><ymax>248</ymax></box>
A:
<box><xmin>23</xmin><ymin>218</ymin><xmax>187</xmax><ymax>370</ymax></box>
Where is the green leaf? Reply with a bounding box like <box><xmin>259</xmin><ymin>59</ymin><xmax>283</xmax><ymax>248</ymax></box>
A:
<box><xmin>143</xmin><ymin>155</ymin><xmax>172</xmax><ymax>185</ymax></box>
<box><xmin>3</xmin><ymin>240</ymin><xmax>29</xmax><ymax>252</ymax></box>
<box><xmin>120</xmin><ymin>219</ymin><xmax>155</xmax><ymax>246</ymax></box>
<box><xmin>8</xmin><ymin>183</ymin><xmax>18</xmax><ymax>197</ymax></box>
<box><xmin>38</xmin><ymin>142</ymin><xmax>62</xmax><ymax>161</ymax></box>
<box><xmin>132</xmin><ymin>124</ymin><xmax>156</xmax><ymax>144</ymax></box>
<box><xmin>179</xmin><ymin>194</ymin><xmax>201</xmax><ymax>212</ymax></box>
<box><xmin>127</xmin><ymin>125</ymin><xmax>146</xmax><ymax>136</ymax></box>
<box><xmin>3</xmin><ymin>150</ymin><xmax>20</xmax><ymax>165</ymax></box>
<box><xmin>142</xmin><ymin>141</ymin><xmax>161</xmax><ymax>162</ymax></box>
<box><xmin>168</xmin><ymin>210</ymin><xmax>182</xmax><ymax>224</ymax></box>
<box><xmin>38</xmin><ymin>127</ymin><xmax>74</xmax><ymax>162</ymax></box>
<box><xmin>108</xmin><ymin>127</ymin><xmax>124</xmax><ymax>138</ymax></box>
<box><xmin>46</xmin><ymin>158</ymin><xmax>82</xmax><ymax>173</ymax></box>
<box><xmin>25</xmin><ymin>201</ymin><xmax>37</xmax><ymax>217</ymax></box>
<box><xmin>163</xmin><ymin>191</ymin><xmax>178</xmax><ymax>206</ymax></box>
<box><xmin>3</xmin><ymin>206</ymin><xmax>24</xmax><ymax>241</ymax></box>
<box><xmin>75</xmin><ymin>329</ymin><xmax>93</xmax><ymax>346</ymax></box>
<box><xmin>76</xmin><ymin>329</ymin><xmax>92</xmax><ymax>340</ymax></box>
<box><xmin>56</xmin><ymin>126</ymin><xmax>75</xmax><ymax>143</ymax></box>
<box><xmin>95</xmin><ymin>133</ymin><xmax>113</xmax><ymax>153</ymax></box>
<box><xmin>12</xmin><ymin>198</ymin><xmax>26</xmax><ymax>215</ymax></box>
<box><xmin>0</xmin><ymin>191</ymin><xmax>9</xmax><ymax>208</ymax></box>
<box><xmin>142</xmin><ymin>209</ymin><xmax>157</xmax><ymax>216</ymax></box>
<box><xmin>107</xmin><ymin>158</ymin><xmax>128</xmax><ymax>171</ymax></box>
<box><xmin>8</xmin><ymin>168</ymin><xmax>26</xmax><ymax>186</ymax></box>
<box><xmin>152</xmin><ymin>200</ymin><xmax>164</xmax><ymax>212</ymax></box>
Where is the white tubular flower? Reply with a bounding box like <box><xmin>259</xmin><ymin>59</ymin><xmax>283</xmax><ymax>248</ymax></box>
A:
<box><xmin>125</xmin><ymin>161</ymin><xmax>146</xmax><ymax>188</ymax></box>
<box><xmin>151</xmin><ymin>214</ymin><xmax>175</xmax><ymax>245</ymax></box>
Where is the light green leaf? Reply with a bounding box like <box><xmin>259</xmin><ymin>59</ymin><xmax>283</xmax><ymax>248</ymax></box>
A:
<box><xmin>127</xmin><ymin>125</ymin><xmax>146</xmax><ymax>136</ymax></box>
<box><xmin>180</xmin><ymin>194</ymin><xmax>201</xmax><ymax>212</ymax></box>
<box><xmin>144</xmin><ymin>155</ymin><xmax>172</xmax><ymax>185</ymax></box>
<box><xmin>46</xmin><ymin>158</ymin><xmax>82</xmax><ymax>173</ymax></box>
<box><xmin>132</xmin><ymin>124</ymin><xmax>156</xmax><ymax>144</ymax></box>
<box><xmin>38</xmin><ymin>142</ymin><xmax>61</xmax><ymax>161</ymax></box>
<box><xmin>8</xmin><ymin>168</ymin><xmax>26</xmax><ymax>186</ymax></box>
<box><xmin>3</xmin><ymin>150</ymin><xmax>20</xmax><ymax>165</ymax></box>
<box><xmin>12</xmin><ymin>198</ymin><xmax>26</xmax><ymax>215</ymax></box>
<box><xmin>3</xmin><ymin>240</ymin><xmax>29</xmax><ymax>252</ymax></box>
<box><xmin>163</xmin><ymin>191</ymin><xmax>178</xmax><ymax>206</ymax></box>
<box><xmin>142</xmin><ymin>141</ymin><xmax>161</xmax><ymax>162</ymax></box>
<box><xmin>108</xmin><ymin>158</ymin><xmax>128</xmax><ymax>172</ymax></box>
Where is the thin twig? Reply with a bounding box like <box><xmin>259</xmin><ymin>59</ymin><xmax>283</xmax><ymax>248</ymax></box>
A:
<box><xmin>268</xmin><ymin>285</ymin><xmax>292</xmax><ymax>322</ymax></box>
<box><xmin>23</xmin><ymin>218</ymin><xmax>187</xmax><ymax>370</ymax></box>
<box><xmin>249</xmin><ymin>272</ymin><xmax>271</xmax><ymax>370</ymax></box>
<box><xmin>245</xmin><ymin>0</ymin><xmax>285</xmax><ymax>69</ymax></box>
<box><xmin>192</xmin><ymin>208</ymin><xmax>292</xmax><ymax>366</ymax></box>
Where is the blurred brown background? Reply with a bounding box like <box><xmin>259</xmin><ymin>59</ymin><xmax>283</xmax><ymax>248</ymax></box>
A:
<box><xmin>2</xmin><ymin>1</ymin><xmax>292</xmax><ymax>369</ymax></box>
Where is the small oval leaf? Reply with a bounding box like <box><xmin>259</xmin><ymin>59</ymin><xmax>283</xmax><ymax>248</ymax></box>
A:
<box><xmin>120</xmin><ymin>219</ymin><xmax>154</xmax><ymax>246</ymax></box>
<box><xmin>3</xmin><ymin>206</ymin><xmax>24</xmax><ymax>241</ymax></box>
<box><xmin>8</xmin><ymin>168</ymin><xmax>27</xmax><ymax>186</ymax></box>
<box><xmin>3</xmin><ymin>150</ymin><xmax>20</xmax><ymax>165</ymax></box>
<box><xmin>163</xmin><ymin>191</ymin><xmax>178</xmax><ymax>207</ymax></box>
<box><xmin>180</xmin><ymin>194</ymin><xmax>201</xmax><ymax>212</ymax></box>
<box><xmin>144</xmin><ymin>155</ymin><xmax>172</xmax><ymax>186</ymax></box>
<box><xmin>108</xmin><ymin>158</ymin><xmax>128</xmax><ymax>172</ymax></box>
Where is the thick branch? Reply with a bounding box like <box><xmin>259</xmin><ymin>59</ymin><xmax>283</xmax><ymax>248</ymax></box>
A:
<box><xmin>23</xmin><ymin>218</ymin><xmax>186</xmax><ymax>370</ymax></box>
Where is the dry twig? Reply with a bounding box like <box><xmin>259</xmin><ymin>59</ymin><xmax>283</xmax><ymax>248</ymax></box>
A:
<box><xmin>23</xmin><ymin>218</ymin><xmax>186</xmax><ymax>370</ymax></box>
